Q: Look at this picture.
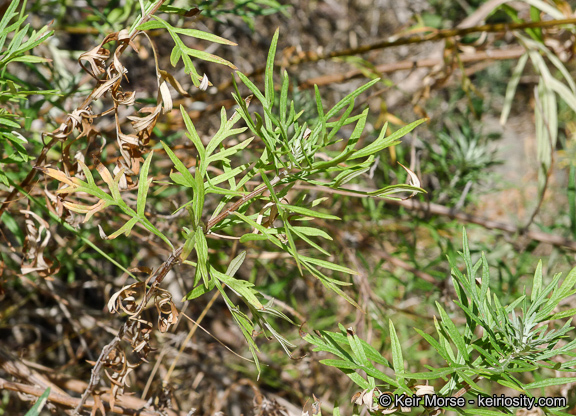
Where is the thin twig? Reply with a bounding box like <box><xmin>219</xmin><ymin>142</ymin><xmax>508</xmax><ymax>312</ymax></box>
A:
<box><xmin>0</xmin><ymin>377</ymin><xmax>182</xmax><ymax>416</ymax></box>
<box><xmin>293</xmin><ymin>184</ymin><xmax>576</xmax><ymax>251</ymax></box>
<box><xmin>73</xmin><ymin>335</ymin><xmax>122</xmax><ymax>414</ymax></box>
<box><xmin>206</xmin><ymin>171</ymin><xmax>288</xmax><ymax>230</ymax></box>
<box><xmin>216</xmin><ymin>17</ymin><xmax>576</xmax><ymax>93</ymax></box>
<box><xmin>298</xmin><ymin>47</ymin><xmax>526</xmax><ymax>89</ymax></box>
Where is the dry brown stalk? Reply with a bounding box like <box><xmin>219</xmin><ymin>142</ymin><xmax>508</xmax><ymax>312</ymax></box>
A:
<box><xmin>292</xmin><ymin>17</ymin><xmax>576</xmax><ymax>63</ymax></box>
<box><xmin>0</xmin><ymin>348</ymin><xmax>69</xmax><ymax>398</ymax></box>
<box><xmin>0</xmin><ymin>377</ymin><xmax>184</xmax><ymax>416</ymax></box>
<box><xmin>298</xmin><ymin>47</ymin><xmax>527</xmax><ymax>89</ymax></box>
<box><xmin>206</xmin><ymin>170</ymin><xmax>288</xmax><ymax>230</ymax></box>
<box><xmin>215</xmin><ymin>17</ymin><xmax>576</xmax><ymax>93</ymax></box>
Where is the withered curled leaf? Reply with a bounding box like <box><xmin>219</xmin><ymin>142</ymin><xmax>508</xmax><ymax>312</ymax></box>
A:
<box><xmin>20</xmin><ymin>210</ymin><xmax>58</xmax><ymax>277</ymax></box>
<box><xmin>154</xmin><ymin>288</ymin><xmax>179</xmax><ymax>333</ymax></box>
<box><xmin>398</xmin><ymin>162</ymin><xmax>421</xmax><ymax>200</ymax></box>
<box><xmin>108</xmin><ymin>282</ymin><xmax>146</xmax><ymax>316</ymax></box>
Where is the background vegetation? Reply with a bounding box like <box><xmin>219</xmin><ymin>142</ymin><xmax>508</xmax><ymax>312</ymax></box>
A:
<box><xmin>1</xmin><ymin>0</ymin><xmax>576</xmax><ymax>415</ymax></box>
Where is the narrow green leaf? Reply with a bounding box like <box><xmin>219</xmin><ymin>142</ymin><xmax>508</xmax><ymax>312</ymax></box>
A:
<box><xmin>137</xmin><ymin>152</ymin><xmax>153</xmax><ymax>217</ymax></box>
<box><xmin>24</xmin><ymin>387</ymin><xmax>50</xmax><ymax>416</ymax></box>
<box><xmin>389</xmin><ymin>320</ymin><xmax>404</xmax><ymax>375</ymax></box>
<box><xmin>0</xmin><ymin>0</ymin><xmax>20</xmax><ymax>36</ymax></box>
<box><xmin>180</xmin><ymin>105</ymin><xmax>205</xmax><ymax>169</ymax></box>
<box><xmin>288</xmin><ymin>227</ymin><xmax>331</xmax><ymax>256</ymax></box>
<box><xmin>183</xmin><ymin>45</ymin><xmax>236</xmax><ymax>69</ymax></box>
<box><xmin>550</xmin><ymin>266</ymin><xmax>576</xmax><ymax>304</ymax></box>
<box><xmin>325</xmin><ymin>100</ymin><xmax>356</xmax><ymax>144</ymax></box>
<box><xmin>403</xmin><ymin>367</ymin><xmax>456</xmax><ymax>380</ymax></box>
<box><xmin>206</xmin><ymin>106</ymin><xmax>246</xmax><ymax>156</ymax></box>
<box><xmin>436</xmin><ymin>302</ymin><xmax>469</xmax><ymax>362</ymax></box>
<box><xmin>265</xmin><ymin>28</ymin><xmax>279</xmax><ymax>108</ymax></box>
<box><xmin>351</xmin><ymin>119</ymin><xmax>426</xmax><ymax>160</ymax></box>
<box><xmin>212</xmin><ymin>268</ymin><xmax>263</xmax><ymax>310</ymax></box>
<box><xmin>280</xmin><ymin>70</ymin><xmax>289</xmax><ymax>125</ymax></box>
<box><xmin>184</xmin><ymin>279</ymin><xmax>215</xmax><ymax>300</ymax></box>
<box><xmin>212</xmin><ymin>278</ymin><xmax>260</xmax><ymax>375</ymax></box>
<box><xmin>138</xmin><ymin>19</ymin><xmax>236</xmax><ymax>45</ymax></box>
<box><xmin>305</xmin><ymin>264</ymin><xmax>361</xmax><ymax>309</ymax></box>
<box><xmin>301</xmin><ymin>255</ymin><xmax>358</xmax><ymax>275</ymax></box>
<box><xmin>543</xmin><ymin>308</ymin><xmax>576</xmax><ymax>321</ymax></box>
<box><xmin>181</xmin><ymin>229</ymin><xmax>196</xmax><ymax>261</ymax></box>
<box><xmin>8</xmin><ymin>55</ymin><xmax>50</xmax><ymax>64</ymax></box>
<box><xmin>207</xmin><ymin>137</ymin><xmax>254</xmax><ymax>164</ymax></box>
<box><xmin>193</xmin><ymin>169</ymin><xmax>205</xmax><ymax>226</ymax></box>
<box><xmin>226</xmin><ymin>251</ymin><xmax>246</xmax><ymax>277</ymax></box>
<box><xmin>136</xmin><ymin>216</ymin><xmax>174</xmax><ymax>249</ymax></box>
<box><xmin>170</xmin><ymin>27</ymin><xmax>237</xmax><ymax>45</ymax></box>
<box><xmin>0</xmin><ymin>117</ymin><xmax>20</xmax><ymax>128</ymax></box>
<box><xmin>107</xmin><ymin>217</ymin><xmax>139</xmax><ymax>239</ymax></box>
<box><xmin>279</xmin><ymin>203</ymin><xmax>340</xmax><ymax>220</ymax></box>
<box><xmin>531</xmin><ymin>260</ymin><xmax>543</xmax><ymax>302</ymax></box>
<box><xmin>347</xmin><ymin>330</ymin><xmax>370</xmax><ymax>368</ymax></box>
<box><xmin>234</xmin><ymin>212</ymin><xmax>283</xmax><ymax>249</ymax></box>
<box><xmin>240</xmin><ymin>233</ymin><xmax>269</xmax><ymax>243</ymax></box>
<box><xmin>161</xmin><ymin>141</ymin><xmax>196</xmax><ymax>190</ymax></box>
<box><xmin>320</xmin><ymin>359</ymin><xmax>359</xmax><ymax>370</ymax></box>
<box><xmin>170</xmin><ymin>46</ymin><xmax>181</xmax><ymax>67</ymax></box>
<box><xmin>209</xmin><ymin>162</ymin><xmax>250</xmax><ymax>188</ymax></box>
<box><xmin>325</xmin><ymin>78</ymin><xmax>379</xmax><ymax>120</ymax></box>
<box><xmin>500</xmin><ymin>53</ymin><xmax>528</xmax><ymax>125</ymax></box>
<box><xmin>367</xmin><ymin>184</ymin><xmax>424</xmax><ymax>198</ymax></box>
<box><xmin>236</xmin><ymin>72</ymin><xmax>267</xmax><ymax>110</ymax></box>
<box><xmin>414</xmin><ymin>328</ymin><xmax>452</xmax><ymax>364</ymax></box>
<box><xmin>290</xmin><ymin>226</ymin><xmax>332</xmax><ymax>240</ymax></box>
<box><xmin>342</xmin><ymin>369</ymin><xmax>371</xmax><ymax>389</ymax></box>
<box><xmin>524</xmin><ymin>377</ymin><xmax>576</xmax><ymax>390</ymax></box>
<box><xmin>359</xmin><ymin>340</ymin><xmax>391</xmax><ymax>368</ymax></box>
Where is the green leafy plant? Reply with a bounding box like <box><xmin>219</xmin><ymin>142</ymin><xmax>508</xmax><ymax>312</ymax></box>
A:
<box><xmin>0</xmin><ymin>0</ymin><xmax>56</xmax><ymax>186</ymax></box>
<box><xmin>423</xmin><ymin>116</ymin><xmax>500</xmax><ymax>206</ymax></box>
<box><xmin>307</xmin><ymin>230</ymin><xmax>576</xmax><ymax>415</ymax></box>
<box><xmin>41</xmin><ymin>27</ymin><xmax>426</xmax><ymax>378</ymax></box>
<box><xmin>3</xmin><ymin>1</ymin><xmax>576</xmax><ymax>415</ymax></box>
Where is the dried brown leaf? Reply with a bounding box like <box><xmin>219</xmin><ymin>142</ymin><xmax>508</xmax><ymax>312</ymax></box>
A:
<box><xmin>159</xmin><ymin>69</ymin><xmax>190</xmax><ymax>97</ymax></box>
<box><xmin>20</xmin><ymin>210</ymin><xmax>58</xmax><ymax>276</ymax></box>
<box><xmin>108</xmin><ymin>282</ymin><xmax>146</xmax><ymax>316</ymax></box>
<box><xmin>79</xmin><ymin>44</ymin><xmax>110</xmax><ymax>78</ymax></box>
<box><xmin>398</xmin><ymin>162</ymin><xmax>421</xmax><ymax>200</ymax></box>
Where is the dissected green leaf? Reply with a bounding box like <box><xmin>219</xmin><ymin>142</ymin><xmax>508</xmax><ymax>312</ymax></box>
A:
<box><xmin>213</xmin><ymin>268</ymin><xmax>264</xmax><ymax>310</ymax></box>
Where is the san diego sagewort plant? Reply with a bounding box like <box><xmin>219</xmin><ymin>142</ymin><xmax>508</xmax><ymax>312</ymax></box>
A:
<box><xmin>29</xmin><ymin>1</ymin><xmax>425</xmax><ymax>412</ymax></box>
